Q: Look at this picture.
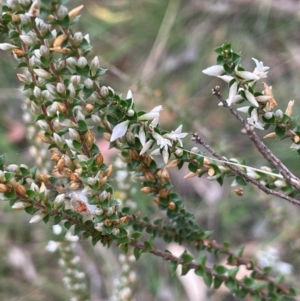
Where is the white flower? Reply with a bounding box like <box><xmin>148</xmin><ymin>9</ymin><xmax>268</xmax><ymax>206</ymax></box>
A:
<box><xmin>110</xmin><ymin>120</ymin><xmax>130</xmax><ymax>142</ymax></box>
<box><xmin>138</xmin><ymin>105</ymin><xmax>163</xmax><ymax>121</ymax></box>
<box><xmin>140</xmin><ymin>139</ymin><xmax>154</xmax><ymax>155</ymax></box>
<box><xmin>151</xmin><ymin>132</ymin><xmax>172</xmax><ymax>163</ymax></box>
<box><xmin>202</xmin><ymin>65</ymin><xmax>224</xmax><ymax>76</ymax></box>
<box><xmin>219</xmin><ymin>94</ymin><xmax>243</xmax><ymax>106</ymax></box>
<box><xmin>247</xmin><ymin>117</ymin><xmax>264</xmax><ymax>130</ymax></box>
<box><xmin>150</xmin><ymin>117</ymin><xmax>159</xmax><ymax>128</ymax></box>
<box><xmin>245</xmin><ymin>90</ymin><xmax>259</xmax><ymax>107</ymax></box>
<box><xmin>163</xmin><ymin>125</ymin><xmax>188</xmax><ymax>147</ymax></box>
<box><xmin>252</xmin><ymin>58</ymin><xmax>269</xmax><ymax>78</ymax></box>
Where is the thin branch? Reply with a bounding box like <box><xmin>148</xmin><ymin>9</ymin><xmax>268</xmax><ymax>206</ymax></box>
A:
<box><xmin>212</xmin><ymin>86</ymin><xmax>300</xmax><ymax>192</ymax></box>
<box><xmin>191</xmin><ymin>133</ymin><xmax>300</xmax><ymax>206</ymax></box>
<box><xmin>130</xmin><ymin>241</ymin><xmax>295</xmax><ymax>299</ymax></box>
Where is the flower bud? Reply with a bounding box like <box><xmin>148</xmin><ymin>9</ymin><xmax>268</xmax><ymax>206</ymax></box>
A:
<box><xmin>100</xmin><ymin>86</ymin><xmax>109</xmax><ymax>98</ymax></box>
<box><xmin>57</xmin><ymin>5</ymin><xmax>69</xmax><ymax>20</ymax></box>
<box><xmin>95</xmin><ymin>222</ymin><xmax>104</xmax><ymax>232</ymax></box>
<box><xmin>29</xmin><ymin>214</ymin><xmax>44</xmax><ymax>224</ymax></box>
<box><xmin>99</xmin><ymin>190</ymin><xmax>108</xmax><ymax>201</ymax></box>
<box><xmin>107</xmin><ymin>206</ymin><xmax>116</xmax><ymax>216</ymax></box>
<box><xmin>264</xmin><ymin>112</ymin><xmax>273</xmax><ymax>119</ymax></box>
<box><xmin>74</xmin><ymin>32</ymin><xmax>83</xmax><ymax>45</ymax></box>
<box><xmin>12</xmin><ymin>201</ymin><xmax>31</xmax><ymax>210</ymax></box>
<box><xmin>84</xmin><ymin>78</ymin><xmax>94</xmax><ymax>89</ymax></box>
<box><xmin>56</xmin><ymin>60</ymin><xmax>66</xmax><ymax>70</ymax></box>
<box><xmin>66</xmin><ymin>57</ymin><xmax>77</xmax><ymax>69</ymax></box>
<box><xmin>69</xmin><ymin>128</ymin><xmax>80</xmax><ymax>141</ymax></box>
<box><xmin>127</xmin><ymin>109</ymin><xmax>135</xmax><ymax>117</ymax></box>
<box><xmin>33</xmin><ymin>86</ymin><xmax>42</xmax><ymax>100</ymax></box>
<box><xmin>40</xmin><ymin>45</ymin><xmax>50</xmax><ymax>58</ymax></box>
<box><xmin>112</xmin><ymin>228</ymin><xmax>120</xmax><ymax>236</ymax></box>
<box><xmin>41</xmin><ymin>91</ymin><xmax>51</xmax><ymax>102</ymax></box>
<box><xmin>20</xmin><ymin>14</ymin><xmax>31</xmax><ymax>25</ymax></box>
<box><xmin>56</xmin><ymin>83</ymin><xmax>66</xmax><ymax>95</ymax></box>
<box><xmin>94</xmin><ymin>153</ymin><xmax>104</xmax><ymax>166</ymax></box>
<box><xmin>20</xmin><ymin>33</ymin><xmax>37</xmax><ymax>46</ymax></box>
<box><xmin>53</xmin><ymin>133</ymin><xmax>64</xmax><ymax>148</ymax></box>
<box><xmin>90</xmin><ymin>56</ymin><xmax>100</xmax><ymax>72</ymax></box>
<box><xmin>275</xmin><ymin>109</ymin><xmax>283</xmax><ymax>120</ymax></box>
<box><xmin>67</xmin><ymin>83</ymin><xmax>76</xmax><ymax>100</ymax></box>
<box><xmin>190</xmin><ymin>147</ymin><xmax>199</xmax><ymax>154</ymax></box>
<box><xmin>7</xmin><ymin>164</ymin><xmax>20</xmax><ymax>173</ymax></box>
<box><xmin>45</xmin><ymin>83</ymin><xmax>57</xmax><ymax>96</ymax></box>
<box><xmin>71</xmin><ymin>75</ymin><xmax>81</xmax><ymax>85</ymax></box>
<box><xmin>54</xmin><ymin>193</ymin><xmax>65</xmax><ymax>209</ymax></box>
<box><xmin>37</xmin><ymin>120</ymin><xmax>50</xmax><ymax>132</ymax></box>
<box><xmin>47</xmin><ymin>102</ymin><xmax>58</xmax><ymax>116</ymax></box>
<box><xmin>95</xmin><ymin>208</ymin><xmax>103</xmax><ymax>216</ymax></box>
<box><xmin>34</xmin><ymin>69</ymin><xmax>52</xmax><ymax>79</ymax></box>
<box><xmin>168</xmin><ymin>202</ymin><xmax>176</xmax><ymax>210</ymax></box>
<box><xmin>77</xmin><ymin>57</ymin><xmax>88</xmax><ymax>68</ymax></box>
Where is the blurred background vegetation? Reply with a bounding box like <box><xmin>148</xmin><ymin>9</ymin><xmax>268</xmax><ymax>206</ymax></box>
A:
<box><xmin>1</xmin><ymin>0</ymin><xmax>300</xmax><ymax>300</ymax></box>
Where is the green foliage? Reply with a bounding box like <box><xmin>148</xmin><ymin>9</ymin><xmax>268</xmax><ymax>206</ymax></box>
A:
<box><xmin>0</xmin><ymin>1</ymin><xmax>299</xmax><ymax>300</ymax></box>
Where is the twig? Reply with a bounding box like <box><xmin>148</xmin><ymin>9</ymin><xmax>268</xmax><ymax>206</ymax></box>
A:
<box><xmin>191</xmin><ymin>133</ymin><xmax>300</xmax><ymax>206</ymax></box>
<box><xmin>212</xmin><ymin>86</ymin><xmax>300</xmax><ymax>192</ymax></box>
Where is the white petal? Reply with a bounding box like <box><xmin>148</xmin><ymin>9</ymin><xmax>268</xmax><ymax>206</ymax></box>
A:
<box><xmin>227</xmin><ymin>82</ymin><xmax>238</xmax><ymax>106</ymax></box>
<box><xmin>245</xmin><ymin>90</ymin><xmax>259</xmax><ymax>107</ymax></box>
<box><xmin>138</xmin><ymin>127</ymin><xmax>146</xmax><ymax>146</ymax></box>
<box><xmin>140</xmin><ymin>140</ymin><xmax>153</xmax><ymax>155</ymax></box>
<box><xmin>126</xmin><ymin>90</ymin><xmax>133</xmax><ymax>99</ymax></box>
<box><xmin>0</xmin><ymin>43</ymin><xmax>18</xmax><ymax>50</ymax></box>
<box><xmin>217</xmin><ymin>75</ymin><xmax>234</xmax><ymax>83</ymax></box>
<box><xmin>110</xmin><ymin>120</ymin><xmax>130</xmax><ymax>142</ymax></box>
<box><xmin>202</xmin><ymin>65</ymin><xmax>224</xmax><ymax>76</ymax></box>
<box><xmin>237</xmin><ymin>106</ymin><xmax>250</xmax><ymax>113</ymax></box>
<box><xmin>236</xmin><ymin>70</ymin><xmax>260</xmax><ymax>81</ymax></box>
<box><xmin>162</xmin><ymin>146</ymin><xmax>169</xmax><ymax>164</ymax></box>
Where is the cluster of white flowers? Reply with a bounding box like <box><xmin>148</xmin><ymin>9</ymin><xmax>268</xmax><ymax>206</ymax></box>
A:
<box><xmin>110</xmin><ymin>90</ymin><xmax>188</xmax><ymax>163</ymax></box>
<box><xmin>202</xmin><ymin>58</ymin><xmax>270</xmax><ymax>130</ymax></box>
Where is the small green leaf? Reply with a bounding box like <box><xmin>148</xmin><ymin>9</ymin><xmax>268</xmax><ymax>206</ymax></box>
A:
<box><xmin>203</xmin><ymin>273</ymin><xmax>212</xmax><ymax>288</ymax></box>
<box><xmin>181</xmin><ymin>264</ymin><xmax>190</xmax><ymax>276</ymax></box>
<box><xmin>77</xmin><ymin>120</ymin><xmax>88</xmax><ymax>132</ymax></box>
<box><xmin>43</xmin><ymin>214</ymin><xmax>50</xmax><ymax>224</ymax></box>
<box><xmin>131</xmin><ymin>232</ymin><xmax>142</xmax><ymax>240</ymax></box>
<box><xmin>188</xmin><ymin>162</ymin><xmax>198</xmax><ymax>173</ymax></box>
<box><xmin>144</xmin><ymin>240</ymin><xmax>153</xmax><ymax>252</ymax></box>
<box><xmin>196</xmin><ymin>254</ymin><xmax>207</xmax><ymax>267</ymax></box>
<box><xmin>4</xmin><ymin>172</ymin><xmax>14</xmax><ymax>182</ymax></box>
<box><xmin>54</xmin><ymin>215</ymin><xmax>62</xmax><ymax>225</ymax></box>
<box><xmin>133</xmin><ymin>247</ymin><xmax>142</xmax><ymax>260</ymax></box>
<box><xmin>64</xmin><ymin>221</ymin><xmax>72</xmax><ymax>229</ymax></box>
<box><xmin>228</xmin><ymin>266</ymin><xmax>239</xmax><ymax>278</ymax></box>
<box><xmin>214</xmin><ymin>264</ymin><xmax>227</xmax><ymax>275</ymax></box>
<box><xmin>213</xmin><ymin>276</ymin><xmax>223</xmax><ymax>289</ymax></box>
<box><xmin>180</xmin><ymin>251</ymin><xmax>193</xmax><ymax>264</ymax></box>
<box><xmin>275</xmin><ymin>126</ymin><xmax>286</xmax><ymax>139</ymax></box>
<box><xmin>169</xmin><ymin>261</ymin><xmax>178</xmax><ymax>275</ymax></box>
